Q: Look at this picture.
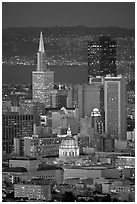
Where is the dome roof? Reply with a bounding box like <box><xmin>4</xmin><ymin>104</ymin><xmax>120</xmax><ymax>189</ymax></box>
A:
<box><xmin>59</xmin><ymin>125</ymin><xmax>78</xmax><ymax>148</ymax></box>
<box><xmin>60</xmin><ymin>137</ymin><xmax>78</xmax><ymax>148</ymax></box>
<box><xmin>93</xmin><ymin>108</ymin><xmax>99</xmax><ymax>112</ymax></box>
<box><xmin>91</xmin><ymin>108</ymin><xmax>101</xmax><ymax>117</ymax></box>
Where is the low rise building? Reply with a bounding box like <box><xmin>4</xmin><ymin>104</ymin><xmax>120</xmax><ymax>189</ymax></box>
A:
<box><xmin>14</xmin><ymin>179</ymin><xmax>52</xmax><ymax>201</ymax></box>
<box><xmin>9</xmin><ymin>157</ymin><xmax>39</xmax><ymax>172</ymax></box>
<box><xmin>110</xmin><ymin>183</ymin><xmax>130</xmax><ymax>194</ymax></box>
<box><xmin>116</xmin><ymin>156</ymin><xmax>135</xmax><ymax>168</ymax></box>
<box><xmin>3</xmin><ymin>165</ymin><xmax>64</xmax><ymax>185</ymax></box>
<box><xmin>24</xmin><ymin>136</ymin><xmax>61</xmax><ymax>157</ymax></box>
<box><xmin>64</xmin><ymin>167</ymin><xmax>119</xmax><ymax>180</ymax></box>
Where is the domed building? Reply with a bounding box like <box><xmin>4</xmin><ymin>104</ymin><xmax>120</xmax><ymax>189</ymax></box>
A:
<box><xmin>91</xmin><ymin>108</ymin><xmax>101</xmax><ymax>117</ymax></box>
<box><xmin>59</xmin><ymin>126</ymin><xmax>79</xmax><ymax>159</ymax></box>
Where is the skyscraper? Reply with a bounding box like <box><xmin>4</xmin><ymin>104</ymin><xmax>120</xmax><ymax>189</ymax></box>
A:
<box><xmin>3</xmin><ymin>113</ymin><xmax>33</xmax><ymax>154</ymax></box>
<box><xmin>78</xmin><ymin>84</ymin><xmax>104</xmax><ymax>119</ymax></box>
<box><xmin>32</xmin><ymin>32</ymin><xmax>54</xmax><ymax>106</ymax></box>
<box><xmin>88</xmin><ymin>35</ymin><xmax>117</xmax><ymax>83</ymax></box>
<box><xmin>37</xmin><ymin>32</ymin><xmax>47</xmax><ymax>71</ymax></box>
<box><xmin>67</xmin><ymin>85</ymin><xmax>79</xmax><ymax>108</ymax></box>
<box><xmin>104</xmin><ymin>75</ymin><xmax>126</xmax><ymax>140</ymax></box>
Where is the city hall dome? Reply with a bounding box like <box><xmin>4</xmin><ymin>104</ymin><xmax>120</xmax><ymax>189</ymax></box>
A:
<box><xmin>91</xmin><ymin>108</ymin><xmax>101</xmax><ymax>117</ymax></box>
<box><xmin>59</xmin><ymin>126</ymin><xmax>79</xmax><ymax>158</ymax></box>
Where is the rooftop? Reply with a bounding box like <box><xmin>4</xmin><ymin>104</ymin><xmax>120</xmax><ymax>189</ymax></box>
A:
<box><xmin>37</xmin><ymin>164</ymin><xmax>63</xmax><ymax>171</ymax></box>
<box><xmin>10</xmin><ymin>157</ymin><xmax>37</xmax><ymax>161</ymax></box>
<box><xmin>16</xmin><ymin>178</ymin><xmax>54</xmax><ymax>186</ymax></box>
<box><xmin>3</xmin><ymin>167</ymin><xmax>27</xmax><ymax>173</ymax></box>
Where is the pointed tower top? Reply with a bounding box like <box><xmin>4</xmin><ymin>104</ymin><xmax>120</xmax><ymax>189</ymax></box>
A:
<box><xmin>38</xmin><ymin>32</ymin><xmax>45</xmax><ymax>53</ymax></box>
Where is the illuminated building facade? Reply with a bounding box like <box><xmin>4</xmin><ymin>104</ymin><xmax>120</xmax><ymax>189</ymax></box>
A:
<box><xmin>2</xmin><ymin>113</ymin><xmax>33</xmax><ymax>154</ymax></box>
<box><xmin>88</xmin><ymin>36</ymin><xmax>117</xmax><ymax>83</ymax></box>
<box><xmin>19</xmin><ymin>100</ymin><xmax>33</xmax><ymax>115</ymax></box>
<box><xmin>32</xmin><ymin>32</ymin><xmax>54</xmax><ymax>106</ymax></box>
<box><xmin>104</xmin><ymin>75</ymin><xmax>126</xmax><ymax>140</ymax></box>
<box><xmin>14</xmin><ymin>182</ymin><xmax>52</xmax><ymax>201</ymax></box>
<box><xmin>23</xmin><ymin>136</ymin><xmax>61</xmax><ymax>157</ymax></box>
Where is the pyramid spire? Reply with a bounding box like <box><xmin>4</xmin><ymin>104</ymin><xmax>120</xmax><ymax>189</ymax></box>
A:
<box><xmin>38</xmin><ymin>32</ymin><xmax>45</xmax><ymax>53</ymax></box>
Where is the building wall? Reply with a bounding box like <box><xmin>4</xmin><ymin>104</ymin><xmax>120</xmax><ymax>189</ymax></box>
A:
<box><xmin>101</xmin><ymin>168</ymin><xmax>120</xmax><ymax>179</ymax></box>
<box><xmin>52</xmin><ymin>110</ymin><xmax>79</xmax><ymax>134</ymax></box>
<box><xmin>14</xmin><ymin>169</ymin><xmax>63</xmax><ymax>185</ymax></box>
<box><xmin>102</xmin><ymin>183</ymin><xmax>110</xmax><ymax>194</ymax></box>
<box><xmin>52</xmin><ymin>112</ymin><xmax>67</xmax><ymax>129</ymax></box>
<box><xmin>115</xmin><ymin>140</ymin><xmax>127</xmax><ymax>150</ymax></box>
<box><xmin>78</xmin><ymin>84</ymin><xmax>100</xmax><ymax>119</ymax></box>
<box><xmin>14</xmin><ymin>184</ymin><xmax>51</xmax><ymax>201</ymax></box>
<box><xmin>14</xmin><ymin>138</ymin><xmax>20</xmax><ymax>155</ymax></box>
<box><xmin>67</xmin><ymin>85</ymin><xmax>79</xmax><ymax>108</ymax></box>
<box><xmin>104</xmin><ymin>76</ymin><xmax>126</xmax><ymax>140</ymax></box>
<box><xmin>64</xmin><ymin>168</ymin><xmax>120</xmax><ymax>180</ymax></box>
<box><xmin>58</xmin><ymin>90</ymin><xmax>68</xmax><ymax>108</ymax></box>
<box><xmin>2</xmin><ymin>113</ymin><xmax>33</xmax><ymax>154</ymax></box>
<box><xmin>117</xmin><ymin>156</ymin><xmax>135</xmax><ymax>168</ymax></box>
<box><xmin>9</xmin><ymin>159</ymin><xmax>39</xmax><ymax>172</ymax></box>
<box><xmin>23</xmin><ymin>136</ymin><xmax>61</xmax><ymax>158</ymax></box>
<box><xmin>64</xmin><ymin>168</ymin><xmax>102</xmax><ymax>180</ymax></box>
<box><xmin>51</xmin><ymin>90</ymin><xmax>58</xmax><ymax>108</ymax></box>
<box><xmin>19</xmin><ymin>100</ymin><xmax>33</xmax><ymax>115</ymax></box>
<box><xmin>33</xmin><ymin>102</ymin><xmax>45</xmax><ymax>125</ymax></box>
<box><xmin>59</xmin><ymin>147</ymin><xmax>79</xmax><ymax>158</ymax></box>
<box><xmin>2</xmin><ymin>101</ymin><xmax>12</xmax><ymax>113</ymax></box>
<box><xmin>32</xmin><ymin>71</ymin><xmax>54</xmax><ymax>107</ymax></box>
<box><xmin>110</xmin><ymin>184</ymin><xmax>130</xmax><ymax>194</ymax></box>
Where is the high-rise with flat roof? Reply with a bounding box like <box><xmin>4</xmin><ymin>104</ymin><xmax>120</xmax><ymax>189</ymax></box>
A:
<box><xmin>78</xmin><ymin>84</ymin><xmax>104</xmax><ymax>119</ymax></box>
<box><xmin>104</xmin><ymin>75</ymin><xmax>126</xmax><ymax>140</ymax></box>
<box><xmin>88</xmin><ymin>36</ymin><xmax>117</xmax><ymax>83</ymax></box>
<box><xmin>2</xmin><ymin>113</ymin><xmax>33</xmax><ymax>154</ymax></box>
<box><xmin>32</xmin><ymin>32</ymin><xmax>54</xmax><ymax>106</ymax></box>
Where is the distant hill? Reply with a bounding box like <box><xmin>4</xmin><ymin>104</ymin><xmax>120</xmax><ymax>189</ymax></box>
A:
<box><xmin>3</xmin><ymin>26</ymin><xmax>135</xmax><ymax>37</ymax></box>
<box><xmin>2</xmin><ymin>26</ymin><xmax>135</xmax><ymax>59</ymax></box>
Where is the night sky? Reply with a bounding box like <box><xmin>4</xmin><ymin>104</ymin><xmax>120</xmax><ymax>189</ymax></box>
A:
<box><xmin>2</xmin><ymin>2</ymin><xmax>135</xmax><ymax>29</ymax></box>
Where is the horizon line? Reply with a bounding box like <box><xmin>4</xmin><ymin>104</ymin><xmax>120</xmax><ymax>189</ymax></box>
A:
<box><xmin>2</xmin><ymin>25</ymin><xmax>135</xmax><ymax>30</ymax></box>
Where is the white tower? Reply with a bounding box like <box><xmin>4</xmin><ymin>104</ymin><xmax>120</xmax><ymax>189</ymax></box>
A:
<box><xmin>32</xmin><ymin>32</ymin><xmax>54</xmax><ymax>107</ymax></box>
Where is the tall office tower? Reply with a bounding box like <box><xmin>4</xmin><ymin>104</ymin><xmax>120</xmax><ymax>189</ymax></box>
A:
<box><xmin>32</xmin><ymin>32</ymin><xmax>54</xmax><ymax>106</ymax></box>
<box><xmin>78</xmin><ymin>84</ymin><xmax>103</xmax><ymax>119</ymax></box>
<box><xmin>67</xmin><ymin>85</ymin><xmax>79</xmax><ymax>108</ymax></box>
<box><xmin>58</xmin><ymin>89</ymin><xmax>68</xmax><ymax>108</ymax></box>
<box><xmin>88</xmin><ymin>35</ymin><xmax>117</xmax><ymax>83</ymax></box>
<box><xmin>2</xmin><ymin>113</ymin><xmax>33</xmax><ymax>154</ymax></box>
<box><xmin>104</xmin><ymin>75</ymin><xmax>127</xmax><ymax>140</ymax></box>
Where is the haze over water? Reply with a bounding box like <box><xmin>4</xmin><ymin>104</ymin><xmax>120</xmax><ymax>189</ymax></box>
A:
<box><xmin>2</xmin><ymin>64</ymin><xmax>88</xmax><ymax>85</ymax></box>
